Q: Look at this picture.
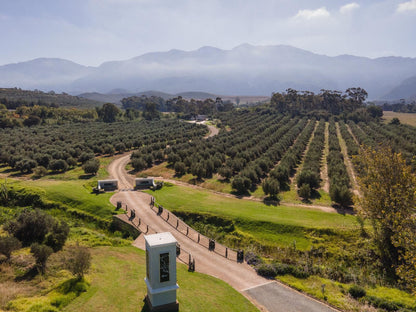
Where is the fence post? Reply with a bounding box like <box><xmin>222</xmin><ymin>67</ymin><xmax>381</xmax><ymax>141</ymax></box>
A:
<box><xmin>176</xmin><ymin>219</ymin><xmax>179</xmax><ymax>228</ymax></box>
<box><xmin>197</xmin><ymin>233</ymin><xmax>200</xmax><ymax>243</ymax></box>
<box><xmin>138</xmin><ymin>218</ymin><xmax>141</xmax><ymax>226</ymax></box>
<box><xmin>167</xmin><ymin>212</ymin><xmax>169</xmax><ymax>221</ymax></box>
<box><xmin>225</xmin><ymin>248</ymin><xmax>228</xmax><ymax>258</ymax></box>
<box><xmin>186</xmin><ymin>227</ymin><xmax>189</xmax><ymax>236</ymax></box>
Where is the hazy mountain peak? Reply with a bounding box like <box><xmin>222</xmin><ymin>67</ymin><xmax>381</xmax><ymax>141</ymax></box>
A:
<box><xmin>1</xmin><ymin>44</ymin><xmax>416</xmax><ymax>100</ymax></box>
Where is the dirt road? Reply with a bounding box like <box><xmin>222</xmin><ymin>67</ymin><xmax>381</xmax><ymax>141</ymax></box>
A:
<box><xmin>108</xmin><ymin>154</ymin><xmax>339</xmax><ymax>312</ymax></box>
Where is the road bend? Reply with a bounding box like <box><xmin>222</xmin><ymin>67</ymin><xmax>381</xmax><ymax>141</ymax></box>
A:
<box><xmin>109</xmin><ymin>154</ymin><xmax>339</xmax><ymax>312</ymax></box>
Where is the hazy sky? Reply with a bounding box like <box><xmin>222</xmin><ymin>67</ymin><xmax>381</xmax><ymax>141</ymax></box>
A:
<box><xmin>1</xmin><ymin>0</ymin><xmax>416</xmax><ymax>66</ymax></box>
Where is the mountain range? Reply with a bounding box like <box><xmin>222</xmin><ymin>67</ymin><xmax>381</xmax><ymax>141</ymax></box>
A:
<box><xmin>1</xmin><ymin>44</ymin><xmax>416</xmax><ymax>101</ymax></box>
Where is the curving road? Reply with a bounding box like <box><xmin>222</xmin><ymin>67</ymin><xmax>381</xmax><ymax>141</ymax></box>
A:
<box><xmin>108</xmin><ymin>154</ymin><xmax>339</xmax><ymax>312</ymax></box>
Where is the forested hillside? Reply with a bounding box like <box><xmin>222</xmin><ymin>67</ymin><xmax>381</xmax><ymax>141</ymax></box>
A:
<box><xmin>0</xmin><ymin>88</ymin><xmax>102</xmax><ymax>109</ymax></box>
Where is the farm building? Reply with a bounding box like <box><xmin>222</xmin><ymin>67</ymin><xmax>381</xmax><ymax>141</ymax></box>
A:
<box><xmin>135</xmin><ymin>178</ymin><xmax>156</xmax><ymax>189</ymax></box>
<box><xmin>97</xmin><ymin>179</ymin><xmax>118</xmax><ymax>191</ymax></box>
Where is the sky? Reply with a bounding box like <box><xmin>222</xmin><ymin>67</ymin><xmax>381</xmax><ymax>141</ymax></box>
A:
<box><xmin>1</xmin><ymin>0</ymin><xmax>416</xmax><ymax>66</ymax></box>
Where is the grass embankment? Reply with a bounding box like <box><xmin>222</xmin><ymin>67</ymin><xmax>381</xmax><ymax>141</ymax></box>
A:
<box><xmin>146</xmin><ymin>183</ymin><xmax>358</xmax><ymax>251</ymax></box>
<box><xmin>383</xmin><ymin>111</ymin><xmax>416</xmax><ymax>127</ymax></box>
<box><xmin>65</xmin><ymin>246</ymin><xmax>258</xmax><ymax>312</ymax></box>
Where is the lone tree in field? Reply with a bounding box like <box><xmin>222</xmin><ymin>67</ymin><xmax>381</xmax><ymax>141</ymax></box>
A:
<box><xmin>66</xmin><ymin>244</ymin><xmax>91</xmax><ymax>279</ymax></box>
<box><xmin>31</xmin><ymin>243</ymin><xmax>53</xmax><ymax>274</ymax></box>
<box><xmin>357</xmin><ymin>146</ymin><xmax>416</xmax><ymax>288</ymax></box>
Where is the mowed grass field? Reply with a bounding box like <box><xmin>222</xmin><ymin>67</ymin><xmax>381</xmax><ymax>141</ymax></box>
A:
<box><xmin>146</xmin><ymin>184</ymin><xmax>359</xmax><ymax>250</ymax></box>
<box><xmin>64</xmin><ymin>246</ymin><xmax>258</xmax><ymax>312</ymax></box>
<box><xmin>383</xmin><ymin>111</ymin><xmax>416</xmax><ymax>127</ymax></box>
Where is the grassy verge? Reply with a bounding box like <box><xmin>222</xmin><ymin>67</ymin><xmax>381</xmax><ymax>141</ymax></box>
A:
<box><xmin>64</xmin><ymin>246</ymin><xmax>258</xmax><ymax>312</ymax></box>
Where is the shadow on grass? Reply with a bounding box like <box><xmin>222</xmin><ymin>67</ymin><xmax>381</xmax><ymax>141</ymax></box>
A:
<box><xmin>331</xmin><ymin>204</ymin><xmax>355</xmax><ymax>215</ymax></box>
<box><xmin>79</xmin><ymin>174</ymin><xmax>95</xmax><ymax>180</ymax></box>
<box><xmin>15</xmin><ymin>266</ymin><xmax>38</xmax><ymax>282</ymax></box>
<box><xmin>263</xmin><ymin>197</ymin><xmax>280</xmax><ymax>206</ymax></box>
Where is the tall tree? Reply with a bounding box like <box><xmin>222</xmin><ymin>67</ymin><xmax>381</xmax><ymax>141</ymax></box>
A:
<box><xmin>98</xmin><ymin>103</ymin><xmax>120</xmax><ymax>123</ymax></box>
<box><xmin>357</xmin><ymin>147</ymin><xmax>416</xmax><ymax>284</ymax></box>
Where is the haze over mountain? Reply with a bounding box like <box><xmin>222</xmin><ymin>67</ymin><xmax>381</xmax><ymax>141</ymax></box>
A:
<box><xmin>1</xmin><ymin>44</ymin><xmax>416</xmax><ymax>100</ymax></box>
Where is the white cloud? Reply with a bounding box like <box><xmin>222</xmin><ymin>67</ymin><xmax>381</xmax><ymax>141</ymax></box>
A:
<box><xmin>294</xmin><ymin>7</ymin><xmax>330</xmax><ymax>20</ymax></box>
<box><xmin>397</xmin><ymin>0</ymin><xmax>416</xmax><ymax>13</ymax></box>
<box><xmin>340</xmin><ymin>3</ymin><xmax>360</xmax><ymax>14</ymax></box>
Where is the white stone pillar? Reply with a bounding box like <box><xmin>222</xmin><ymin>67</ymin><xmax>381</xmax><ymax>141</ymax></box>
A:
<box><xmin>144</xmin><ymin>232</ymin><xmax>179</xmax><ymax>312</ymax></box>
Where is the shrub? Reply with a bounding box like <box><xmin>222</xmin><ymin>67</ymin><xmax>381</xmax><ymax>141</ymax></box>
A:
<box><xmin>65</xmin><ymin>245</ymin><xmax>91</xmax><ymax>279</ymax></box>
<box><xmin>298</xmin><ymin>183</ymin><xmax>311</xmax><ymax>200</ymax></box>
<box><xmin>5</xmin><ymin>209</ymin><xmax>53</xmax><ymax>246</ymax></box>
<box><xmin>33</xmin><ymin>166</ymin><xmax>48</xmax><ymax>178</ymax></box>
<box><xmin>255</xmin><ymin>263</ymin><xmax>277</xmax><ymax>278</ymax></box>
<box><xmin>245</xmin><ymin>252</ymin><xmax>262</xmax><ymax>266</ymax></box>
<box><xmin>44</xmin><ymin>220</ymin><xmax>70</xmax><ymax>252</ymax></box>
<box><xmin>82</xmin><ymin>158</ymin><xmax>100</xmax><ymax>175</ymax></box>
<box><xmin>31</xmin><ymin>243</ymin><xmax>53</xmax><ymax>274</ymax></box>
<box><xmin>49</xmin><ymin>159</ymin><xmax>68</xmax><ymax>172</ymax></box>
<box><xmin>0</xmin><ymin>236</ymin><xmax>21</xmax><ymax>260</ymax></box>
<box><xmin>131</xmin><ymin>157</ymin><xmax>147</xmax><ymax>172</ymax></box>
<box><xmin>348</xmin><ymin>284</ymin><xmax>366</xmax><ymax>299</ymax></box>
<box><xmin>174</xmin><ymin>161</ymin><xmax>186</xmax><ymax>176</ymax></box>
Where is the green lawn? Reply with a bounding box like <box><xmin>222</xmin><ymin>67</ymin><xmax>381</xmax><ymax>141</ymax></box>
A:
<box><xmin>64</xmin><ymin>246</ymin><xmax>258</xmax><ymax>312</ymax></box>
<box><xmin>148</xmin><ymin>184</ymin><xmax>356</xmax><ymax>230</ymax></box>
<box><xmin>146</xmin><ymin>184</ymin><xmax>358</xmax><ymax>250</ymax></box>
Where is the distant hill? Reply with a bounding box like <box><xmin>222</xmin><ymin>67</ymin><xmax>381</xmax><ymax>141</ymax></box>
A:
<box><xmin>0</xmin><ymin>88</ymin><xmax>102</xmax><ymax>108</ymax></box>
<box><xmin>78</xmin><ymin>90</ymin><xmax>270</xmax><ymax>105</ymax></box>
<box><xmin>2</xmin><ymin>45</ymin><xmax>416</xmax><ymax>100</ymax></box>
<box><xmin>0</xmin><ymin>58</ymin><xmax>93</xmax><ymax>92</ymax></box>
<box><xmin>383</xmin><ymin>75</ymin><xmax>416</xmax><ymax>100</ymax></box>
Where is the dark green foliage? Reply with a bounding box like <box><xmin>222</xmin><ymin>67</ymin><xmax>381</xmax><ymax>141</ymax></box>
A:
<box><xmin>15</xmin><ymin>158</ymin><xmax>37</xmax><ymax>173</ymax></box>
<box><xmin>5</xmin><ymin>209</ymin><xmax>53</xmax><ymax>246</ymax></box>
<box><xmin>297</xmin><ymin>120</ymin><xmax>325</xmax><ymax>192</ymax></box>
<box><xmin>49</xmin><ymin>159</ymin><xmax>68</xmax><ymax>172</ymax></box>
<box><xmin>262</xmin><ymin>178</ymin><xmax>280</xmax><ymax>198</ymax></box>
<box><xmin>390</xmin><ymin>117</ymin><xmax>401</xmax><ymax>125</ymax></box>
<box><xmin>97</xmin><ymin>103</ymin><xmax>120</xmax><ymax>123</ymax></box>
<box><xmin>44</xmin><ymin>220</ymin><xmax>70</xmax><ymax>252</ymax></box>
<box><xmin>23</xmin><ymin>115</ymin><xmax>41</xmax><ymax>127</ymax></box>
<box><xmin>348</xmin><ymin>285</ymin><xmax>366</xmax><ymax>299</ymax></box>
<box><xmin>231</xmin><ymin>176</ymin><xmax>251</xmax><ymax>193</ymax></box>
<box><xmin>0</xmin><ymin>236</ymin><xmax>21</xmax><ymax>260</ymax></box>
<box><xmin>0</xmin><ymin>87</ymin><xmax>100</xmax><ymax>108</ymax></box>
<box><xmin>327</xmin><ymin>118</ymin><xmax>352</xmax><ymax>207</ymax></box>
<box><xmin>296</xmin><ymin>170</ymin><xmax>320</xmax><ymax>189</ymax></box>
<box><xmin>4</xmin><ymin>209</ymin><xmax>69</xmax><ymax>252</ymax></box>
<box><xmin>298</xmin><ymin>183</ymin><xmax>311</xmax><ymax>200</ymax></box>
<box><xmin>30</xmin><ymin>243</ymin><xmax>53</xmax><ymax>274</ymax></box>
<box><xmin>218</xmin><ymin>166</ymin><xmax>232</xmax><ymax>180</ymax></box>
<box><xmin>366</xmin><ymin>105</ymin><xmax>383</xmax><ymax>118</ymax></box>
<box><xmin>33</xmin><ymin>166</ymin><xmax>48</xmax><ymax>178</ymax></box>
<box><xmin>78</xmin><ymin>152</ymin><xmax>94</xmax><ymax>164</ymax></box>
<box><xmin>174</xmin><ymin>161</ymin><xmax>186</xmax><ymax>176</ymax></box>
<box><xmin>82</xmin><ymin>158</ymin><xmax>100</xmax><ymax>175</ymax></box>
<box><xmin>255</xmin><ymin>263</ymin><xmax>277</xmax><ymax>277</ymax></box>
<box><xmin>131</xmin><ymin>157</ymin><xmax>147</xmax><ymax>172</ymax></box>
<box><xmin>0</xmin><ymin>119</ymin><xmax>207</xmax><ymax>174</ymax></box>
<box><xmin>271</xmin><ymin>87</ymin><xmax>367</xmax><ymax>115</ymax></box>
